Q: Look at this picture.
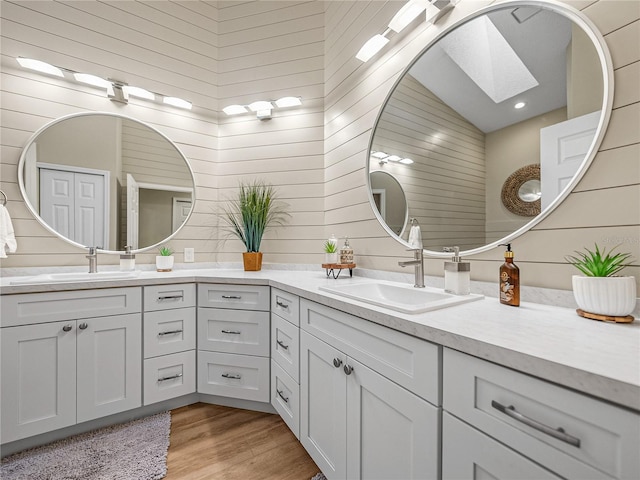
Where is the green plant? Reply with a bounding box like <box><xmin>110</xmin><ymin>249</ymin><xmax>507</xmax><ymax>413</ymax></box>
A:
<box><xmin>324</xmin><ymin>240</ymin><xmax>337</xmax><ymax>253</ymax></box>
<box><xmin>565</xmin><ymin>244</ymin><xmax>633</xmax><ymax>277</ymax></box>
<box><xmin>220</xmin><ymin>180</ymin><xmax>290</xmax><ymax>253</ymax></box>
<box><xmin>158</xmin><ymin>245</ymin><xmax>174</xmax><ymax>256</ymax></box>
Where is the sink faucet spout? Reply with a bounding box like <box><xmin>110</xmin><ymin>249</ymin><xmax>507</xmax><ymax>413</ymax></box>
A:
<box><xmin>399</xmin><ymin>249</ymin><xmax>425</xmax><ymax>288</ymax></box>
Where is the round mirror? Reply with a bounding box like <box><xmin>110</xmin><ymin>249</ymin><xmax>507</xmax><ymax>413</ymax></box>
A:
<box><xmin>18</xmin><ymin>112</ymin><xmax>196</xmax><ymax>253</ymax></box>
<box><xmin>367</xmin><ymin>0</ymin><xmax>612</xmax><ymax>256</ymax></box>
<box><xmin>370</xmin><ymin>171</ymin><xmax>409</xmax><ymax>237</ymax></box>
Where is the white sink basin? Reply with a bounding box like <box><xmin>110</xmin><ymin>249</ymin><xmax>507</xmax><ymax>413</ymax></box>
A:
<box><xmin>10</xmin><ymin>271</ymin><xmax>141</xmax><ymax>285</ymax></box>
<box><xmin>319</xmin><ymin>282</ymin><xmax>483</xmax><ymax>313</ymax></box>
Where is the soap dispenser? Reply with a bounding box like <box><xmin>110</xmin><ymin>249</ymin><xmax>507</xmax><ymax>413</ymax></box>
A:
<box><xmin>499</xmin><ymin>243</ymin><xmax>520</xmax><ymax>307</ymax></box>
<box><xmin>443</xmin><ymin>246</ymin><xmax>470</xmax><ymax>295</ymax></box>
<box><xmin>120</xmin><ymin>245</ymin><xmax>135</xmax><ymax>271</ymax></box>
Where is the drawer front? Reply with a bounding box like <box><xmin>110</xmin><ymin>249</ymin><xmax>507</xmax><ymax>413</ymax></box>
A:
<box><xmin>444</xmin><ymin>348</ymin><xmax>638</xmax><ymax>479</ymax></box>
<box><xmin>300</xmin><ymin>299</ymin><xmax>439</xmax><ymax>404</ymax></box>
<box><xmin>198</xmin><ymin>308</ymin><xmax>270</xmax><ymax>356</ymax></box>
<box><xmin>271</xmin><ymin>359</ymin><xmax>299</xmax><ymax>439</ymax></box>
<box><xmin>144</xmin><ymin>307</ymin><xmax>196</xmax><ymax>358</ymax></box>
<box><xmin>1</xmin><ymin>287</ymin><xmax>141</xmax><ymax>327</ymax></box>
<box><xmin>271</xmin><ymin>288</ymin><xmax>300</xmax><ymax>326</ymax></box>
<box><xmin>197</xmin><ymin>351</ymin><xmax>269</xmax><ymax>402</ymax></box>
<box><xmin>271</xmin><ymin>313</ymin><xmax>299</xmax><ymax>382</ymax></box>
<box><xmin>144</xmin><ymin>350</ymin><xmax>196</xmax><ymax>406</ymax></box>
<box><xmin>144</xmin><ymin>284</ymin><xmax>196</xmax><ymax>311</ymax></box>
<box><xmin>198</xmin><ymin>284</ymin><xmax>270</xmax><ymax>311</ymax></box>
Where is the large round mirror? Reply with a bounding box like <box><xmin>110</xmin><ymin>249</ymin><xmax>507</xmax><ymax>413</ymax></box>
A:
<box><xmin>18</xmin><ymin>112</ymin><xmax>195</xmax><ymax>253</ymax></box>
<box><xmin>368</xmin><ymin>0</ymin><xmax>612</xmax><ymax>256</ymax></box>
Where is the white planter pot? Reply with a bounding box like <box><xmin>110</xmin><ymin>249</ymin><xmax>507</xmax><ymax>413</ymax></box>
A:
<box><xmin>325</xmin><ymin>252</ymin><xmax>338</xmax><ymax>264</ymax></box>
<box><xmin>156</xmin><ymin>255</ymin><xmax>174</xmax><ymax>272</ymax></box>
<box><xmin>572</xmin><ymin>275</ymin><xmax>636</xmax><ymax>317</ymax></box>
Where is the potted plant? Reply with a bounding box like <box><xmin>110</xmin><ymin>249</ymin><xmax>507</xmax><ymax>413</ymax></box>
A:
<box><xmin>220</xmin><ymin>180</ymin><xmax>290</xmax><ymax>271</ymax></box>
<box><xmin>324</xmin><ymin>239</ymin><xmax>338</xmax><ymax>264</ymax></box>
<box><xmin>566</xmin><ymin>244</ymin><xmax>636</xmax><ymax>317</ymax></box>
<box><xmin>156</xmin><ymin>245</ymin><xmax>174</xmax><ymax>272</ymax></box>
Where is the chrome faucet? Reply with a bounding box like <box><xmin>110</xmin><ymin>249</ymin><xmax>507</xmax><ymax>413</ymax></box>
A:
<box><xmin>86</xmin><ymin>246</ymin><xmax>99</xmax><ymax>273</ymax></box>
<box><xmin>399</xmin><ymin>249</ymin><xmax>425</xmax><ymax>288</ymax></box>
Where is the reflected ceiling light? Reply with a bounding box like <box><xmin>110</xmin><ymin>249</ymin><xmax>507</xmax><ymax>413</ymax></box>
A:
<box><xmin>356</xmin><ymin>33</ymin><xmax>390</xmax><ymax>62</ymax></box>
<box><xmin>223</xmin><ymin>104</ymin><xmax>249</xmax><ymax>115</ymax></box>
<box><xmin>371</xmin><ymin>151</ymin><xmax>389</xmax><ymax>159</ymax></box>
<box><xmin>275</xmin><ymin>96</ymin><xmax>302</xmax><ymax>108</ymax></box>
<box><xmin>389</xmin><ymin>0</ymin><xmax>427</xmax><ymax>33</ymax></box>
<box><xmin>514</xmin><ymin>101</ymin><xmax>526</xmax><ymax>109</ymax></box>
<box><xmin>387</xmin><ymin>155</ymin><xmax>402</xmax><ymax>162</ymax></box>
<box><xmin>223</xmin><ymin>97</ymin><xmax>303</xmax><ymax>120</ymax></box>
<box><xmin>399</xmin><ymin>158</ymin><xmax>414</xmax><ymax>164</ymax></box>
<box><xmin>74</xmin><ymin>73</ymin><xmax>111</xmax><ymax>88</ymax></box>
<box><xmin>16</xmin><ymin>57</ymin><xmax>63</xmax><ymax>77</ymax></box>
<box><xmin>163</xmin><ymin>96</ymin><xmax>192</xmax><ymax>110</ymax></box>
<box><xmin>425</xmin><ymin>0</ymin><xmax>458</xmax><ymax>26</ymax></box>
<box><xmin>124</xmin><ymin>86</ymin><xmax>155</xmax><ymax>100</ymax></box>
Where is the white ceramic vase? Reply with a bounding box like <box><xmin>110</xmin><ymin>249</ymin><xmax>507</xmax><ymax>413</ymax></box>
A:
<box><xmin>572</xmin><ymin>275</ymin><xmax>636</xmax><ymax>316</ymax></box>
<box><xmin>325</xmin><ymin>252</ymin><xmax>339</xmax><ymax>264</ymax></box>
<box><xmin>156</xmin><ymin>255</ymin><xmax>174</xmax><ymax>272</ymax></box>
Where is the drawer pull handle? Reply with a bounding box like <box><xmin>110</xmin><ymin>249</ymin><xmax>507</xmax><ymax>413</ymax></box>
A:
<box><xmin>158</xmin><ymin>329</ymin><xmax>183</xmax><ymax>336</ymax></box>
<box><xmin>63</xmin><ymin>324</ymin><xmax>73</xmax><ymax>332</ymax></box>
<box><xmin>491</xmin><ymin>400</ymin><xmax>581</xmax><ymax>448</ymax></box>
<box><xmin>222</xmin><ymin>373</ymin><xmax>242</xmax><ymax>380</ymax></box>
<box><xmin>276</xmin><ymin>300</ymin><xmax>289</xmax><ymax>310</ymax></box>
<box><xmin>158</xmin><ymin>373</ymin><xmax>183</xmax><ymax>382</ymax></box>
<box><xmin>221</xmin><ymin>329</ymin><xmax>242</xmax><ymax>335</ymax></box>
<box><xmin>276</xmin><ymin>340</ymin><xmax>289</xmax><ymax>350</ymax></box>
<box><xmin>343</xmin><ymin>364</ymin><xmax>354</xmax><ymax>375</ymax></box>
<box><xmin>79</xmin><ymin>322</ymin><xmax>88</xmax><ymax>330</ymax></box>
<box><xmin>221</xmin><ymin>295</ymin><xmax>242</xmax><ymax>299</ymax></box>
<box><xmin>333</xmin><ymin>358</ymin><xmax>343</xmax><ymax>368</ymax></box>
<box><xmin>158</xmin><ymin>295</ymin><xmax>184</xmax><ymax>301</ymax></box>
<box><xmin>277</xmin><ymin>389</ymin><xmax>289</xmax><ymax>403</ymax></box>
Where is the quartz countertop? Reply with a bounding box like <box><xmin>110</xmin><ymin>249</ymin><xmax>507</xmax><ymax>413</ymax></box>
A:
<box><xmin>1</xmin><ymin>268</ymin><xmax>638</xmax><ymax>410</ymax></box>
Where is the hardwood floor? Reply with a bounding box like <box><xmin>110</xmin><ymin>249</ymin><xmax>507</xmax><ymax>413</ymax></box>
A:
<box><xmin>164</xmin><ymin>403</ymin><xmax>319</xmax><ymax>480</ymax></box>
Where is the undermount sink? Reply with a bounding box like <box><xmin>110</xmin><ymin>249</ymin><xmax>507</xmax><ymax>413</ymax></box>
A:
<box><xmin>319</xmin><ymin>282</ymin><xmax>483</xmax><ymax>313</ymax></box>
<box><xmin>10</xmin><ymin>270</ymin><xmax>141</xmax><ymax>285</ymax></box>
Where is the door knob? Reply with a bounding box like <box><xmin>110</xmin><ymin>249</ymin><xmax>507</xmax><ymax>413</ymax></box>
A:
<box><xmin>333</xmin><ymin>358</ymin><xmax>343</xmax><ymax>368</ymax></box>
<box><xmin>343</xmin><ymin>364</ymin><xmax>354</xmax><ymax>375</ymax></box>
<box><xmin>62</xmin><ymin>324</ymin><xmax>73</xmax><ymax>332</ymax></box>
<box><xmin>79</xmin><ymin>322</ymin><xmax>88</xmax><ymax>330</ymax></box>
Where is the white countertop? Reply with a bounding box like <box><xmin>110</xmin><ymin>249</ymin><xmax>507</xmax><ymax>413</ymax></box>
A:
<box><xmin>2</xmin><ymin>268</ymin><xmax>638</xmax><ymax>410</ymax></box>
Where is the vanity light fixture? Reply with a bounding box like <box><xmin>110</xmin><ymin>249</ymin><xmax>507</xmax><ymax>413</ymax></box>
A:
<box><xmin>223</xmin><ymin>105</ymin><xmax>249</xmax><ymax>115</ymax></box>
<box><xmin>16</xmin><ymin>57</ymin><xmax>63</xmax><ymax>77</ymax></box>
<box><xmin>222</xmin><ymin>97</ymin><xmax>303</xmax><ymax>120</ymax></box>
<box><xmin>124</xmin><ymin>86</ymin><xmax>155</xmax><ymax>101</ymax></box>
<box><xmin>388</xmin><ymin>0</ymin><xmax>428</xmax><ymax>33</ymax></box>
<box><xmin>163</xmin><ymin>96</ymin><xmax>192</xmax><ymax>110</ymax></box>
<box><xmin>356</xmin><ymin>33</ymin><xmax>390</xmax><ymax>62</ymax></box>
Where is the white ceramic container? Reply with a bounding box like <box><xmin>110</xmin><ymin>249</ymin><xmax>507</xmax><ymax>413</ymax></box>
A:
<box><xmin>572</xmin><ymin>275</ymin><xmax>636</xmax><ymax>316</ymax></box>
<box><xmin>156</xmin><ymin>255</ymin><xmax>174</xmax><ymax>272</ymax></box>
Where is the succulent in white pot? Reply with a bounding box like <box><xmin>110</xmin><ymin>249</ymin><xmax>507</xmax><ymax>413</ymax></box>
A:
<box><xmin>324</xmin><ymin>239</ymin><xmax>338</xmax><ymax>264</ymax></box>
<box><xmin>566</xmin><ymin>244</ymin><xmax>636</xmax><ymax>317</ymax></box>
<box><xmin>156</xmin><ymin>245</ymin><xmax>175</xmax><ymax>272</ymax></box>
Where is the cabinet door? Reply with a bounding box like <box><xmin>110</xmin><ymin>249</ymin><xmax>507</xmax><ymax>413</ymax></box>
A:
<box><xmin>76</xmin><ymin>314</ymin><xmax>142</xmax><ymax>423</ymax></box>
<box><xmin>346</xmin><ymin>358</ymin><xmax>440</xmax><ymax>480</ymax></box>
<box><xmin>1</xmin><ymin>321</ymin><xmax>77</xmax><ymax>443</ymax></box>
<box><xmin>300</xmin><ymin>331</ymin><xmax>347</xmax><ymax>479</ymax></box>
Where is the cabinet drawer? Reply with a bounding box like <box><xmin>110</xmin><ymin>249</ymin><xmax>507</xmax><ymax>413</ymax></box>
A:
<box><xmin>198</xmin><ymin>351</ymin><xmax>269</xmax><ymax>402</ymax></box>
<box><xmin>272</xmin><ymin>313</ymin><xmax>299</xmax><ymax>382</ymax></box>
<box><xmin>144</xmin><ymin>307</ymin><xmax>196</xmax><ymax>358</ymax></box>
<box><xmin>198</xmin><ymin>308</ymin><xmax>269</xmax><ymax>357</ymax></box>
<box><xmin>144</xmin><ymin>350</ymin><xmax>196</xmax><ymax>406</ymax></box>
<box><xmin>271</xmin><ymin>360</ymin><xmax>300</xmax><ymax>439</ymax></box>
<box><xmin>271</xmin><ymin>288</ymin><xmax>300</xmax><ymax>326</ymax></box>
<box><xmin>144</xmin><ymin>284</ymin><xmax>195</xmax><ymax>311</ymax></box>
<box><xmin>198</xmin><ymin>284</ymin><xmax>269</xmax><ymax>311</ymax></box>
<box><xmin>300</xmin><ymin>299</ymin><xmax>439</xmax><ymax>404</ymax></box>
<box><xmin>444</xmin><ymin>348</ymin><xmax>639</xmax><ymax>479</ymax></box>
<box><xmin>1</xmin><ymin>287</ymin><xmax>141</xmax><ymax>327</ymax></box>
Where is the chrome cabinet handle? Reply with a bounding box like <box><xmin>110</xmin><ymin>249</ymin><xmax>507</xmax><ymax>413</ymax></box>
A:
<box><xmin>276</xmin><ymin>339</ymin><xmax>289</xmax><ymax>350</ymax></box>
<box><xmin>276</xmin><ymin>300</ymin><xmax>289</xmax><ymax>310</ymax></box>
<box><xmin>158</xmin><ymin>295</ymin><xmax>183</xmax><ymax>301</ymax></box>
<box><xmin>333</xmin><ymin>358</ymin><xmax>343</xmax><ymax>368</ymax></box>
<box><xmin>158</xmin><ymin>329</ymin><xmax>183</xmax><ymax>336</ymax></box>
<box><xmin>63</xmin><ymin>324</ymin><xmax>73</xmax><ymax>332</ymax></box>
<box><xmin>277</xmin><ymin>389</ymin><xmax>289</xmax><ymax>403</ymax></box>
<box><xmin>158</xmin><ymin>373</ymin><xmax>183</xmax><ymax>382</ymax></box>
<box><xmin>79</xmin><ymin>322</ymin><xmax>88</xmax><ymax>330</ymax></box>
<box><xmin>491</xmin><ymin>400</ymin><xmax>581</xmax><ymax>448</ymax></box>
<box><xmin>221</xmin><ymin>295</ymin><xmax>242</xmax><ymax>299</ymax></box>
<box><xmin>343</xmin><ymin>364</ymin><xmax>353</xmax><ymax>375</ymax></box>
<box><xmin>221</xmin><ymin>329</ymin><xmax>242</xmax><ymax>335</ymax></box>
<box><xmin>221</xmin><ymin>373</ymin><xmax>242</xmax><ymax>379</ymax></box>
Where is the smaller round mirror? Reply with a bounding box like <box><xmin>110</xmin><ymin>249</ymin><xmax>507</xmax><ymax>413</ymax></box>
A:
<box><xmin>518</xmin><ymin>179</ymin><xmax>542</xmax><ymax>202</ymax></box>
<box><xmin>370</xmin><ymin>171</ymin><xmax>409</xmax><ymax>237</ymax></box>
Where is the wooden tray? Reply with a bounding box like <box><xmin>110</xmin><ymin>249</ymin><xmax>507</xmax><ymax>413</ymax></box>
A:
<box><xmin>576</xmin><ymin>309</ymin><xmax>634</xmax><ymax>324</ymax></box>
<box><xmin>322</xmin><ymin>263</ymin><xmax>356</xmax><ymax>279</ymax></box>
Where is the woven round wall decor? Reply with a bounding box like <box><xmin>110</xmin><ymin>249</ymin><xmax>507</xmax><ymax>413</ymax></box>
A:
<box><xmin>501</xmin><ymin>164</ymin><xmax>541</xmax><ymax>217</ymax></box>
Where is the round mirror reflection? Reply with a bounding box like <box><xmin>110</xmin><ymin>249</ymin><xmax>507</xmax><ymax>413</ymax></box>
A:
<box><xmin>518</xmin><ymin>179</ymin><xmax>542</xmax><ymax>202</ymax></box>
<box><xmin>367</xmin><ymin>1</ymin><xmax>611</xmax><ymax>255</ymax></box>
<box><xmin>370</xmin><ymin>171</ymin><xmax>409</xmax><ymax>237</ymax></box>
<box><xmin>18</xmin><ymin>112</ymin><xmax>195</xmax><ymax>253</ymax></box>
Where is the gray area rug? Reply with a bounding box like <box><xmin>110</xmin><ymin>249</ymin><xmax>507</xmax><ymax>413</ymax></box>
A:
<box><xmin>311</xmin><ymin>474</ymin><xmax>327</xmax><ymax>480</ymax></box>
<box><xmin>0</xmin><ymin>412</ymin><xmax>171</xmax><ymax>480</ymax></box>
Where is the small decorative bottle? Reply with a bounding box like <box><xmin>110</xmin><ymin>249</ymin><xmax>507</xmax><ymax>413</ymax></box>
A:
<box><xmin>499</xmin><ymin>243</ymin><xmax>520</xmax><ymax>307</ymax></box>
<box><xmin>339</xmin><ymin>237</ymin><xmax>354</xmax><ymax>265</ymax></box>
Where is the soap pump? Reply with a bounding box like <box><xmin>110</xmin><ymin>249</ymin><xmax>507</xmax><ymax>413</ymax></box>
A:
<box><xmin>443</xmin><ymin>246</ymin><xmax>470</xmax><ymax>295</ymax></box>
<box><xmin>499</xmin><ymin>243</ymin><xmax>520</xmax><ymax>307</ymax></box>
<box><xmin>120</xmin><ymin>245</ymin><xmax>135</xmax><ymax>271</ymax></box>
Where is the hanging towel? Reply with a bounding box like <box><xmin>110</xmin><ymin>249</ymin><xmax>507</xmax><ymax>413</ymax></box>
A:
<box><xmin>408</xmin><ymin>224</ymin><xmax>422</xmax><ymax>249</ymax></box>
<box><xmin>0</xmin><ymin>204</ymin><xmax>17</xmax><ymax>258</ymax></box>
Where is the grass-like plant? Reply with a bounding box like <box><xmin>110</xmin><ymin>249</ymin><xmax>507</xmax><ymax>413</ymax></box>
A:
<box><xmin>158</xmin><ymin>245</ymin><xmax>174</xmax><ymax>256</ymax></box>
<box><xmin>220</xmin><ymin>180</ymin><xmax>290</xmax><ymax>253</ymax></box>
<box><xmin>324</xmin><ymin>240</ymin><xmax>337</xmax><ymax>253</ymax></box>
<box><xmin>565</xmin><ymin>244</ymin><xmax>633</xmax><ymax>277</ymax></box>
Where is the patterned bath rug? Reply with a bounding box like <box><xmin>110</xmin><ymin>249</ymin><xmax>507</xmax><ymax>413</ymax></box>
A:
<box><xmin>0</xmin><ymin>411</ymin><xmax>171</xmax><ymax>480</ymax></box>
<box><xmin>311</xmin><ymin>473</ymin><xmax>327</xmax><ymax>480</ymax></box>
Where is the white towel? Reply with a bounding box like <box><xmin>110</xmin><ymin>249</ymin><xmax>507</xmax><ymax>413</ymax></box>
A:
<box><xmin>408</xmin><ymin>224</ymin><xmax>422</xmax><ymax>249</ymax></box>
<box><xmin>0</xmin><ymin>204</ymin><xmax>17</xmax><ymax>258</ymax></box>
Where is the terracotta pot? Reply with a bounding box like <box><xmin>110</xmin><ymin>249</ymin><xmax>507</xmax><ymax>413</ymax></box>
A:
<box><xmin>243</xmin><ymin>252</ymin><xmax>263</xmax><ymax>271</ymax></box>
<box><xmin>572</xmin><ymin>275</ymin><xmax>636</xmax><ymax>317</ymax></box>
<box><xmin>156</xmin><ymin>255</ymin><xmax>174</xmax><ymax>272</ymax></box>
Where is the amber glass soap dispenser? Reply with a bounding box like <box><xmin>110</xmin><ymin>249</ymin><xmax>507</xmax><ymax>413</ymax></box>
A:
<box><xmin>499</xmin><ymin>244</ymin><xmax>519</xmax><ymax>307</ymax></box>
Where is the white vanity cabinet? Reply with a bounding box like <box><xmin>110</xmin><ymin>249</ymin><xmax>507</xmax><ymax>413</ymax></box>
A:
<box><xmin>0</xmin><ymin>288</ymin><xmax>142</xmax><ymax>443</ymax></box>
<box><xmin>299</xmin><ymin>299</ymin><xmax>440</xmax><ymax>480</ymax></box>
<box><xmin>197</xmin><ymin>284</ymin><xmax>271</xmax><ymax>402</ymax></box>
<box><xmin>443</xmin><ymin>348</ymin><xmax>640</xmax><ymax>480</ymax></box>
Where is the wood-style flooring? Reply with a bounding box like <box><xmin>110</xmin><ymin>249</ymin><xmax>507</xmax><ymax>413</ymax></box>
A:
<box><xmin>164</xmin><ymin>403</ymin><xmax>319</xmax><ymax>480</ymax></box>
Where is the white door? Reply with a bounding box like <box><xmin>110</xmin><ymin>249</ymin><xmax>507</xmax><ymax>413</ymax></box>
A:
<box><xmin>74</xmin><ymin>172</ymin><xmax>106</xmax><ymax>247</ymax></box>
<box><xmin>172</xmin><ymin>197</ymin><xmax>192</xmax><ymax>231</ymax></box>
<box><xmin>126</xmin><ymin>173</ymin><xmax>140</xmax><ymax>249</ymax></box>
<box><xmin>346</xmin><ymin>358</ymin><xmax>440</xmax><ymax>480</ymax></box>
<box><xmin>76</xmin><ymin>314</ymin><xmax>142</xmax><ymax>423</ymax></box>
<box><xmin>539</xmin><ymin>111</ymin><xmax>601</xmax><ymax>210</ymax></box>
<box><xmin>1</xmin><ymin>321</ymin><xmax>77</xmax><ymax>443</ymax></box>
<box><xmin>300</xmin><ymin>331</ymin><xmax>347</xmax><ymax>479</ymax></box>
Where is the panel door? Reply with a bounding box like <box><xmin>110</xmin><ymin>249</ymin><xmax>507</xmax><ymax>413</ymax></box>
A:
<box><xmin>74</xmin><ymin>171</ymin><xmax>106</xmax><ymax>247</ymax></box>
<box><xmin>346</xmin><ymin>358</ymin><xmax>440</xmax><ymax>480</ymax></box>
<box><xmin>0</xmin><ymin>321</ymin><xmax>77</xmax><ymax>443</ymax></box>
<box><xmin>300</xmin><ymin>330</ymin><xmax>347</xmax><ymax>480</ymax></box>
<box><xmin>76</xmin><ymin>314</ymin><xmax>142</xmax><ymax>423</ymax></box>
